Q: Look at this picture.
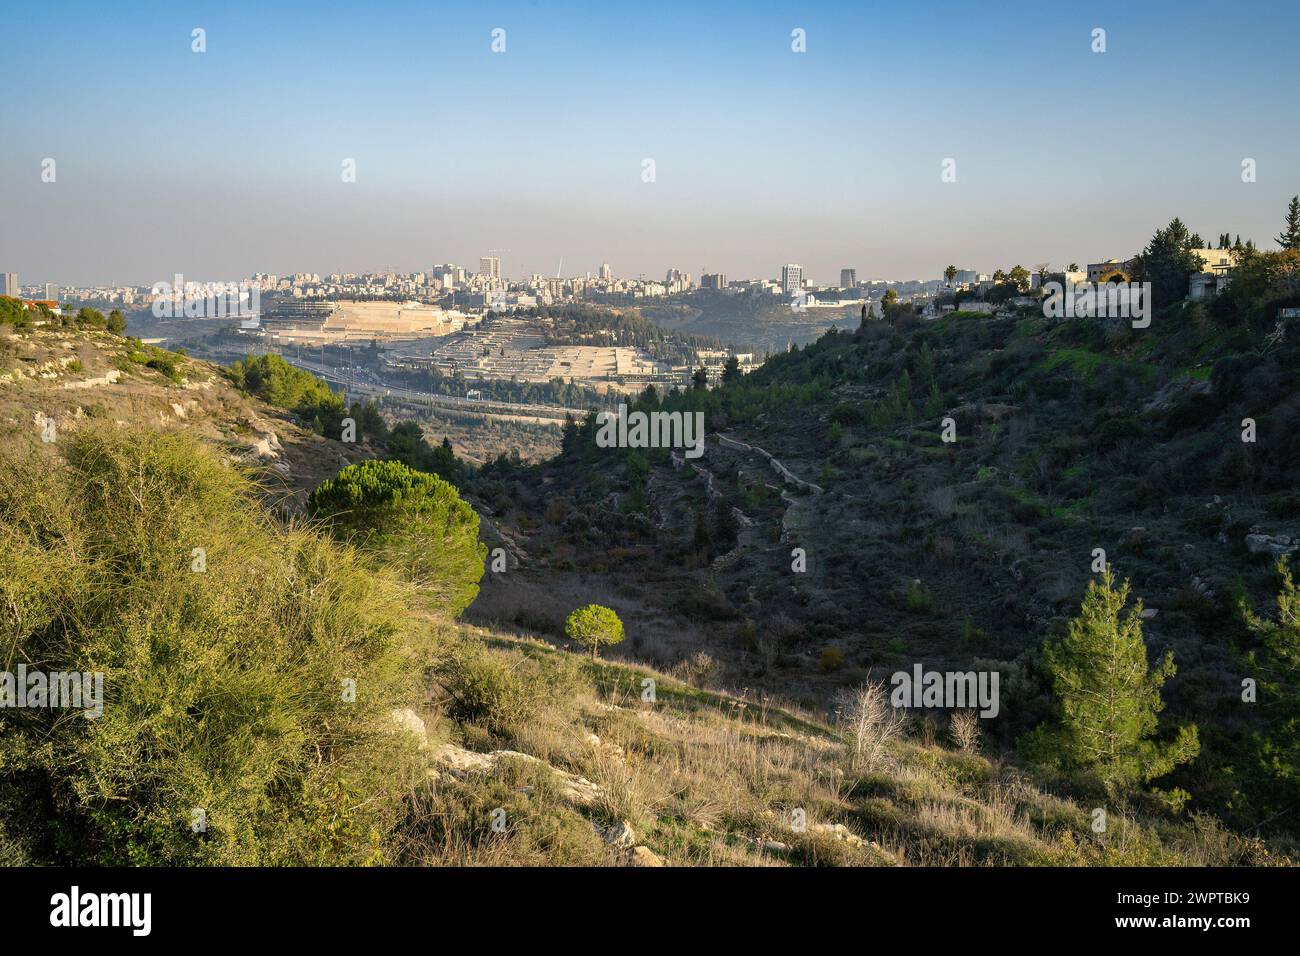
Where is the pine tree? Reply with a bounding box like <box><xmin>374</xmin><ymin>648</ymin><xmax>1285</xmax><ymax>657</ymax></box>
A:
<box><xmin>1142</xmin><ymin>217</ymin><xmax>1205</xmax><ymax>307</ymax></box>
<box><xmin>1277</xmin><ymin>195</ymin><xmax>1300</xmax><ymax>250</ymax></box>
<box><xmin>1241</xmin><ymin>558</ymin><xmax>1300</xmax><ymax>815</ymax></box>
<box><xmin>1038</xmin><ymin>569</ymin><xmax>1199</xmax><ymax>791</ymax></box>
<box><xmin>564</xmin><ymin>604</ymin><xmax>625</xmax><ymax>660</ymax></box>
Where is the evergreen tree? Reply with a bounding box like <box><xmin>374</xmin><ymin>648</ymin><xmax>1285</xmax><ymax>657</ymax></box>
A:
<box><xmin>1277</xmin><ymin>195</ymin><xmax>1300</xmax><ymax>250</ymax></box>
<box><xmin>560</xmin><ymin>413</ymin><xmax>580</xmax><ymax>457</ymax></box>
<box><xmin>308</xmin><ymin>459</ymin><xmax>485</xmax><ymax>616</ymax></box>
<box><xmin>564</xmin><ymin>604</ymin><xmax>625</xmax><ymax>660</ymax></box>
<box><xmin>1142</xmin><ymin>217</ymin><xmax>1205</xmax><ymax>307</ymax></box>
<box><xmin>692</xmin><ymin>505</ymin><xmax>712</xmax><ymax>558</ymax></box>
<box><xmin>1030</xmin><ymin>569</ymin><xmax>1199</xmax><ymax>791</ymax></box>
<box><xmin>1240</xmin><ymin>558</ymin><xmax>1300</xmax><ymax>817</ymax></box>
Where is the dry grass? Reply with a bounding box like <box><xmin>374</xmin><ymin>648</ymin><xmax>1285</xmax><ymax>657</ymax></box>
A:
<box><xmin>397</xmin><ymin>627</ymin><xmax>1284</xmax><ymax>867</ymax></box>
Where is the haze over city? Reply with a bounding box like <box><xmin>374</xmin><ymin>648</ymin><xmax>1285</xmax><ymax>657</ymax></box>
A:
<box><xmin>3</xmin><ymin>0</ymin><xmax>1298</xmax><ymax>287</ymax></box>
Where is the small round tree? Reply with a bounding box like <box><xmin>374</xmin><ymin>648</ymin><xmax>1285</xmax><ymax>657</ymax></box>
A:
<box><xmin>564</xmin><ymin>604</ymin><xmax>625</xmax><ymax>660</ymax></box>
<box><xmin>308</xmin><ymin>459</ymin><xmax>485</xmax><ymax>616</ymax></box>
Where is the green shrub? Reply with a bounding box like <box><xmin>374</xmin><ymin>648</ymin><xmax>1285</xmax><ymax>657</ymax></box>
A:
<box><xmin>145</xmin><ymin>354</ymin><xmax>183</xmax><ymax>384</ymax></box>
<box><xmin>433</xmin><ymin>642</ymin><xmax>539</xmax><ymax>733</ymax></box>
<box><xmin>308</xmin><ymin>459</ymin><xmax>486</xmax><ymax>616</ymax></box>
<box><xmin>0</xmin><ymin>427</ymin><xmax>428</xmax><ymax>865</ymax></box>
<box><xmin>0</xmin><ymin>296</ymin><xmax>32</xmax><ymax>328</ymax></box>
<box><xmin>905</xmin><ymin>580</ymin><xmax>932</xmax><ymax>613</ymax></box>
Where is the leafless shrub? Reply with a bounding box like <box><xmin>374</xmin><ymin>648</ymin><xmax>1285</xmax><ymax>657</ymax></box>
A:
<box><xmin>837</xmin><ymin>679</ymin><xmax>906</xmax><ymax>772</ymax></box>
<box><xmin>672</xmin><ymin>651</ymin><xmax>718</xmax><ymax>687</ymax></box>
<box><xmin>949</xmin><ymin>709</ymin><xmax>982</xmax><ymax>754</ymax></box>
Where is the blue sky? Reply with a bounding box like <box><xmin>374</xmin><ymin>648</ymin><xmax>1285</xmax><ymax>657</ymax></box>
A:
<box><xmin>2</xmin><ymin>0</ymin><xmax>1297</xmax><ymax>286</ymax></box>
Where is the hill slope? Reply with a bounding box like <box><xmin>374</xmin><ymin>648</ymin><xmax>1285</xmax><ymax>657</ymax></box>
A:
<box><xmin>2</xmin><ymin>323</ymin><xmax>1292</xmax><ymax>866</ymax></box>
<box><xmin>460</xmin><ymin>297</ymin><xmax>1300</xmax><ymax>847</ymax></box>
<box><xmin>0</xmin><ymin>326</ymin><xmax>372</xmax><ymax>508</ymax></box>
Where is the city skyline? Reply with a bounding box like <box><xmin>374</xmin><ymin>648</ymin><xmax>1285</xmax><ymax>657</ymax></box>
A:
<box><xmin>3</xmin><ymin>0</ymin><xmax>1298</xmax><ymax>286</ymax></box>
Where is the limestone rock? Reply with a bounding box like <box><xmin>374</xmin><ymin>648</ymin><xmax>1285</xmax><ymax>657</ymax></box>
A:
<box><xmin>388</xmin><ymin>708</ymin><xmax>430</xmax><ymax>749</ymax></box>
<box><xmin>810</xmin><ymin>822</ymin><xmax>865</xmax><ymax>848</ymax></box>
<box><xmin>429</xmin><ymin>743</ymin><xmax>607</xmax><ymax>808</ymax></box>
<box><xmin>627</xmin><ymin>845</ymin><xmax>666</xmax><ymax>867</ymax></box>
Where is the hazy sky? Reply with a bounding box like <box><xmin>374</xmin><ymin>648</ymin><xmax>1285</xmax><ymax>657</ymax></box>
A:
<box><xmin>2</xmin><ymin>0</ymin><xmax>1298</xmax><ymax>287</ymax></box>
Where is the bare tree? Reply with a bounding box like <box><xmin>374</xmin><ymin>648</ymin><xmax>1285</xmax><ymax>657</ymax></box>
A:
<box><xmin>837</xmin><ymin>680</ymin><xmax>906</xmax><ymax>772</ymax></box>
<box><xmin>949</xmin><ymin>709</ymin><xmax>982</xmax><ymax>754</ymax></box>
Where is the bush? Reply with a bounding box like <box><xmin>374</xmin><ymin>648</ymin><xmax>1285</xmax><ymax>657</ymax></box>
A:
<box><xmin>308</xmin><ymin>459</ymin><xmax>486</xmax><ymax>616</ymax></box>
<box><xmin>0</xmin><ymin>427</ymin><xmax>427</xmax><ymax>865</ymax></box>
<box><xmin>905</xmin><ymin>580</ymin><xmax>932</xmax><ymax>613</ymax></box>
<box><xmin>433</xmin><ymin>642</ymin><xmax>539</xmax><ymax>734</ymax></box>
<box><xmin>818</xmin><ymin>647</ymin><xmax>845</xmax><ymax>672</ymax></box>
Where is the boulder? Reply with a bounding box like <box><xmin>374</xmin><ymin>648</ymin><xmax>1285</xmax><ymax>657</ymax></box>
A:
<box><xmin>627</xmin><ymin>845</ymin><xmax>666</xmax><ymax>867</ymax></box>
<box><xmin>598</xmin><ymin>820</ymin><xmax>636</xmax><ymax>849</ymax></box>
<box><xmin>388</xmin><ymin>708</ymin><xmax>430</xmax><ymax>750</ymax></box>
<box><xmin>1246</xmin><ymin>532</ymin><xmax>1296</xmax><ymax>558</ymax></box>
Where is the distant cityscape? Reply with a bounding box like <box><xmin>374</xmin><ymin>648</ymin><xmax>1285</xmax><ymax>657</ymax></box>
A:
<box><xmin>3</xmin><ymin>245</ymin><xmax>1232</xmax><ymax>314</ymax></box>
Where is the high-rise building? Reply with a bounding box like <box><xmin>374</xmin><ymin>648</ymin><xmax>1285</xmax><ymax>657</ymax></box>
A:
<box><xmin>781</xmin><ymin>264</ymin><xmax>803</xmax><ymax>294</ymax></box>
<box><xmin>701</xmin><ymin>273</ymin><xmax>727</xmax><ymax>290</ymax></box>
<box><xmin>599</xmin><ymin>263</ymin><xmax>612</xmax><ymax>281</ymax></box>
<box><xmin>479</xmin><ymin>256</ymin><xmax>501</xmax><ymax>280</ymax></box>
<box><xmin>433</xmin><ymin>263</ymin><xmax>464</xmax><ymax>287</ymax></box>
<box><xmin>43</xmin><ymin>283</ymin><xmax>58</xmax><ymax>301</ymax></box>
<box><xmin>840</xmin><ymin>269</ymin><xmax>857</xmax><ymax>289</ymax></box>
<box><xmin>1</xmin><ymin>273</ymin><xmax>17</xmax><ymax>297</ymax></box>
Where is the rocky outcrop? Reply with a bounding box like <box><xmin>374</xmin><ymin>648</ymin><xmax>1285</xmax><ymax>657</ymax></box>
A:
<box><xmin>1144</xmin><ymin>376</ymin><xmax>1211</xmax><ymax>413</ymax></box>
<box><xmin>1246</xmin><ymin>530</ymin><xmax>1297</xmax><ymax>558</ymax></box>
<box><xmin>430</xmin><ymin>743</ymin><xmax>606</xmax><ymax>807</ymax></box>
<box><xmin>61</xmin><ymin>369</ymin><xmax>122</xmax><ymax>389</ymax></box>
